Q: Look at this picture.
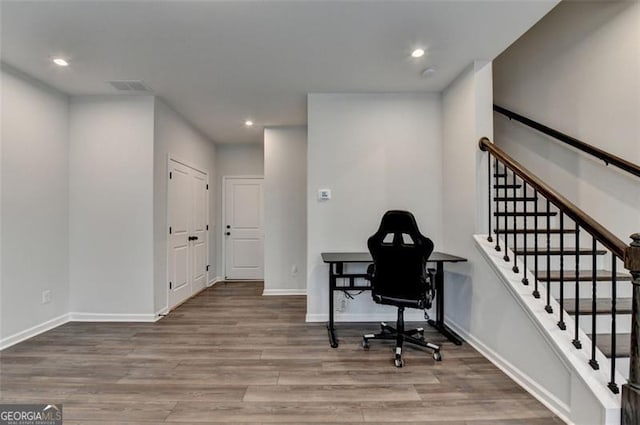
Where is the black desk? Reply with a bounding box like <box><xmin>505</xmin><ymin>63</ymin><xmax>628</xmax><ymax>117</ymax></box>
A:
<box><xmin>321</xmin><ymin>251</ymin><xmax>467</xmax><ymax>348</ymax></box>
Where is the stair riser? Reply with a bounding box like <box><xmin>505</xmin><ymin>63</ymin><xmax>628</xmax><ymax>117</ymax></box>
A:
<box><xmin>575</xmin><ymin>313</ymin><xmax>632</xmax><ymax>335</ymax></box>
<box><xmin>549</xmin><ymin>280</ymin><xmax>633</xmax><ymax>299</ymax></box>
<box><xmin>616</xmin><ymin>358</ymin><xmax>630</xmax><ymax>379</ymax></box>
<box><xmin>494</xmin><ymin>234</ymin><xmax>602</xmax><ymax>251</ymax></box>
<box><xmin>492</xmin><ymin>216</ymin><xmax>562</xmax><ymax>229</ymax></box>
<box><xmin>494</xmin><ymin>251</ymin><xmax>607</xmax><ymax>270</ymax></box>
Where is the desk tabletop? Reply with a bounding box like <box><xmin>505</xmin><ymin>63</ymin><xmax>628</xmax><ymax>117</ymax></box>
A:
<box><xmin>321</xmin><ymin>251</ymin><xmax>467</xmax><ymax>264</ymax></box>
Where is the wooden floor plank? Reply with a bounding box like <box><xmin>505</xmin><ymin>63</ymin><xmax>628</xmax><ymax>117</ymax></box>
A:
<box><xmin>0</xmin><ymin>281</ymin><xmax>562</xmax><ymax>423</ymax></box>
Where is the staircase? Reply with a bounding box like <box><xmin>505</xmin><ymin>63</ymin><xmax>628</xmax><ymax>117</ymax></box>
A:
<box><xmin>479</xmin><ymin>137</ymin><xmax>640</xmax><ymax>425</ymax></box>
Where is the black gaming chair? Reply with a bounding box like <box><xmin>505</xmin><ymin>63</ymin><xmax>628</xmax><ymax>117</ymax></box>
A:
<box><xmin>362</xmin><ymin>210</ymin><xmax>441</xmax><ymax>367</ymax></box>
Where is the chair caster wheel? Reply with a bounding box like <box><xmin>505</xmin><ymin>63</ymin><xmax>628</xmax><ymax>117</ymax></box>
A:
<box><xmin>362</xmin><ymin>339</ymin><xmax>369</xmax><ymax>350</ymax></box>
<box><xmin>394</xmin><ymin>357</ymin><xmax>404</xmax><ymax>368</ymax></box>
<box><xmin>433</xmin><ymin>351</ymin><xmax>442</xmax><ymax>362</ymax></box>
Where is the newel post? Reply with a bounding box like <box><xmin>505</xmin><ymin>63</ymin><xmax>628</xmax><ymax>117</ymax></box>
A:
<box><xmin>622</xmin><ymin>233</ymin><xmax>640</xmax><ymax>424</ymax></box>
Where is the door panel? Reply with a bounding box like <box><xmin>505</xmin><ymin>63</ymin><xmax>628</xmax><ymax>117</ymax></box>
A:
<box><xmin>225</xmin><ymin>178</ymin><xmax>264</xmax><ymax>280</ymax></box>
<box><xmin>168</xmin><ymin>162</ymin><xmax>192</xmax><ymax>308</ymax></box>
<box><xmin>168</xmin><ymin>160</ymin><xmax>209</xmax><ymax>309</ymax></box>
<box><xmin>191</xmin><ymin>169</ymin><xmax>208</xmax><ymax>293</ymax></box>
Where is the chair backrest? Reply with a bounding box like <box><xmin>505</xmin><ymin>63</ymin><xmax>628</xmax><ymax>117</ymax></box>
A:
<box><xmin>367</xmin><ymin>210</ymin><xmax>434</xmax><ymax>304</ymax></box>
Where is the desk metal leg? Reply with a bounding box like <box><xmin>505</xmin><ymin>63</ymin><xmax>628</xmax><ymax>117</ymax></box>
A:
<box><xmin>327</xmin><ymin>265</ymin><xmax>339</xmax><ymax>348</ymax></box>
<box><xmin>428</xmin><ymin>262</ymin><xmax>464</xmax><ymax>345</ymax></box>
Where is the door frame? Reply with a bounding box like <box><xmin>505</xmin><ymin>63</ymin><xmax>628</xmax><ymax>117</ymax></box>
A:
<box><xmin>221</xmin><ymin>175</ymin><xmax>264</xmax><ymax>280</ymax></box>
<box><xmin>166</xmin><ymin>154</ymin><xmax>209</xmax><ymax>311</ymax></box>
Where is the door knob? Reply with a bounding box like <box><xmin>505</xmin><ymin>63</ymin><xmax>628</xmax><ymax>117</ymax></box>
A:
<box><xmin>226</xmin><ymin>225</ymin><xmax>230</xmax><ymax>229</ymax></box>
<box><xmin>226</xmin><ymin>232</ymin><xmax>231</xmax><ymax>236</ymax></box>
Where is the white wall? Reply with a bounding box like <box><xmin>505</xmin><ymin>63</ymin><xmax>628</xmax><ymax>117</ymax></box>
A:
<box><xmin>493</xmin><ymin>1</ymin><xmax>640</xmax><ymax>243</ymax></box>
<box><xmin>153</xmin><ymin>99</ymin><xmax>217</xmax><ymax>313</ymax></box>
<box><xmin>0</xmin><ymin>65</ymin><xmax>70</xmax><ymax>345</ymax></box>
<box><xmin>69</xmin><ymin>96</ymin><xmax>155</xmax><ymax>317</ymax></box>
<box><xmin>214</xmin><ymin>143</ymin><xmax>264</xmax><ymax>278</ymax></box>
<box><xmin>306</xmin><ymin>93</ymin><xmax>442</xmax><ymax>322</ymax></box>
<box><xmin>264</xmin><ymin>127</ymin><xmax>307</xmax><ymax>295</ymax></box>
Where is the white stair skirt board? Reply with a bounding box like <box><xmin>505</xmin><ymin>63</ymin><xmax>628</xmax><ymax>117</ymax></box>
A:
<box><xmin>262</xmin><ymin>289</ymin><xmax>307</xmax><ymax>296</ymax></box>
<box><xmin>474</xmin><ymin>235</ymin><xmax>622</xmax><ymax>425</ymax></box>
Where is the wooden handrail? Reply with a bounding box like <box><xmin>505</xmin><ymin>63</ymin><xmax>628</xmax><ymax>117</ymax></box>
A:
<box><xmin>494</xmin><ymin>104</ymin><xmax>640</xmax><ymax>179</ymax></box>
<box><xmin>479</xmin><ymin>137</ymin><xmax>627</xmax><ymax>259</ymax></box>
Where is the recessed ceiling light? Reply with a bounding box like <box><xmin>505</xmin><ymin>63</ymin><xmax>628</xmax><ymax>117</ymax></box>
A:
<box><xmin>411</xmin><ymin>48</ymin><xmax>425</xmax><ymax>58</ymax></box>
<box><xmin>52</xmin><ymin>58</ymin><xmax>69</xmax><ymax>67</ymax></box>
<box><xmin>244</xmin><ymin>120</ymin><xmax>254</xmax><ymax>127</ymax></box>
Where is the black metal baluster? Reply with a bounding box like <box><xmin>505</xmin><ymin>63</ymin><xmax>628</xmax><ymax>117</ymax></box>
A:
<box><xmin>573</xmin><ymin>227</ymin><xmax>582</xmax><ymax>348</ymax></box>
<box><xmin>545</xmin><ymin>199</ymin><xmax>553</xmax><ymax>313</ymax></box>
<box><xmin>589</xmin><ymin>238</ymin><xmax>599</xmax><ymax>370</ymax></box>
<box><xmin>608</xmin><ymin>256</ymin><xmax>619</xmax><ymax>394</ymax></box>
<box><xmin>533</xmin><ymin>190</ymin><xmax>540</xmax><ymax>298</ymax></box>
<box><xmin>558</xmin><ymin>212</ymin><xmax>566</xmax><ymax>330</ymax></box>
<box><xmin>487</xmin><ymin>152</ymin><xmax>493</xmax><ymax>243</ymax></box>
<box><xmin>521</xmin><ymin>182</ymin><xmax>528</xmax><ymax>283</ymax></box>
<box><xmin>512</xmin><ymin>172</ymin><xmax>519</xmax><ymax>273</ymax></box>
<box><xmin>495</xmin><ymin>159</ymin><xmax>501</xmax><ymax>252</ymax></box>
<box><xmin>503</xmin><ymin>168</ymin><xmax>510</xmax><ymax>262</ymax></box>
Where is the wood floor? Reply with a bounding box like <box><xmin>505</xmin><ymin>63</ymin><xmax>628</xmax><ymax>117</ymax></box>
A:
<box><xmin>0</xmin><ymin>281</ymin><xmax>563</xmax><ymax>424</ymax></box>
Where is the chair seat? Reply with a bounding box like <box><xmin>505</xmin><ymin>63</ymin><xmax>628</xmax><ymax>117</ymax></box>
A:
<box><xmin>373</xmin><ymin>294</ymin><xmax>426</xmax><ymax>309</ymax></box>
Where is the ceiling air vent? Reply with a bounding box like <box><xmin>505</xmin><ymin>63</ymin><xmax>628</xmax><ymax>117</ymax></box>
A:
<box><xmin>108</xmin><ymin>80</ymin><xmax>152</xmax><ymax>92</ymax></box>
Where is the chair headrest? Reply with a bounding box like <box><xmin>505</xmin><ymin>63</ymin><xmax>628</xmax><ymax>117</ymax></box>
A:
<box><xmin>375</xmin><ymin>210</ymin><xmax>421</xmax><ymax>235</ymax></box>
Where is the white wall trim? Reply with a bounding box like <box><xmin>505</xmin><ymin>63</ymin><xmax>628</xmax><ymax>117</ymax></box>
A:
<box><xmin>69</xmin><ymin>313</ymin><xmax>157</xmax><ymax>322</ymax></box>
<box><xmin>0</xmin><ymin>313</ymin><xmax>71</xmax><ymax>351</ymax></box>
<box><xmin>262</xmin><ymin>288</ymin><xmax>307</xmax><ymax>296</ymax></box>
<box><xmin>444</xmin><ymin>317</ymin><xmax>574</xmax><ymax>425</ymax></box>
<box><xmin>154</xmin><ymin>307</ymin><xmax>169</xmax><ymax>321</ymax></box>
<box><xmin>207</xmin><ymin>276</ymin><xmax>225</xmax><ymax>287</ymax></box>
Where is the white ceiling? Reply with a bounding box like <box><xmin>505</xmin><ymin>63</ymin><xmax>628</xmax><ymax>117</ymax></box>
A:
<box><xmin>0</xmin><ymin>1</ymin><xmax>557</xmax><ymax>144</ymax></box>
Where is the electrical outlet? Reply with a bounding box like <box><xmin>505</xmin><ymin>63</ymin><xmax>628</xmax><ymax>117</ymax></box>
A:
<box><xmin>42</xmin><ymin>290</ymin><xmax>51</xmax><ymax>304</ymax></box>
<box><xmin>339</xmin><ymin>293</ymin><xmax>347</xmax><ymax>312</ymax></box>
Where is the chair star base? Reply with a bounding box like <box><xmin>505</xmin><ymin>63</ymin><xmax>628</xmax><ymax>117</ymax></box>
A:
<box><xmin>362</xmin><ymin>307</ymin><xmax>442</xmax><ymax>367</ymax></box>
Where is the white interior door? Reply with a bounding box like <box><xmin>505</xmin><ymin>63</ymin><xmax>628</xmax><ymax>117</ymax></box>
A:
<box><xmin>190</xmin><ymin>169</ymin><xmax>208</xmax><ymax>294</ymax></box>
<box><xmin>168</xmin><ymin>159</ymin><xmax>209</xmax><ymax>309</ymax></box>
<box><xmin>224</xmin><ymin>177</ymin><xmax>264</xmax><ymax>280</ymax></box>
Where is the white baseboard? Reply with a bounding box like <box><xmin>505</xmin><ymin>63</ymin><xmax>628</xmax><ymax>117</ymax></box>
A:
<box><xmin>154</xmin><ymin>307</ymin><xmax>169</xmax><ymax>321</ymax></box>
<box><xmin>306</xmin><ymin>311</ymin><xmax>426</xmax><ymax>323</ymax></box>
<box><xmin>207</xmin><ymin>276</ymin><xmax>224</xmax><ymax>287</ymax></box>
<box><xmin>0</xmin><ymin>313</ymin><xmax>70</xmax><ymax>350</ymax></box>
<box><xmin>68</xmin><ymin>312</ymin><xmax>157</xmax><ymax>322</ymax></box>
<box><xmin>445</xmin><ymin>317</ymin><xmax>573</xmax><ymax>425</ymax></box>
<box><xmin>262</xmin><ymin>288</ymin><xmax>307</xmax><ymax>296</ymax></box>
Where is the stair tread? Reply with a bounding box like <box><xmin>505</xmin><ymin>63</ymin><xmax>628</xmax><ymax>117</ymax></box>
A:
<box><xmin>564</xmin><ymin>298</ymin><xmax>633</xmax><ymax>315</ymax></box>
<box><xmin>495</xmin><ymin>228</ymin><xmax>575</xmax><ymax>234</ymax></box>
<box><xmin>494</xmin><ymin>211</ymin><xmax>557</xmax><ymax>217</ymax></box>
<box><xmin>589</xmin><ymin>333</ymin><xmax>631</xmax><ymax>358</ymax></box>
<box><xmin>494</xmin><ymin>197</ymin><xmax>538</xmax><ymax>201</ymax></box>
<box><xmin>513</xmin><ymin>247</ymin><xmax>607</xmax><ymax>256</ymax></box>
<box><xmin>536</xmin><ymin>270</ymin><xmax>632</xmax><ymax>282</ymax></box>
